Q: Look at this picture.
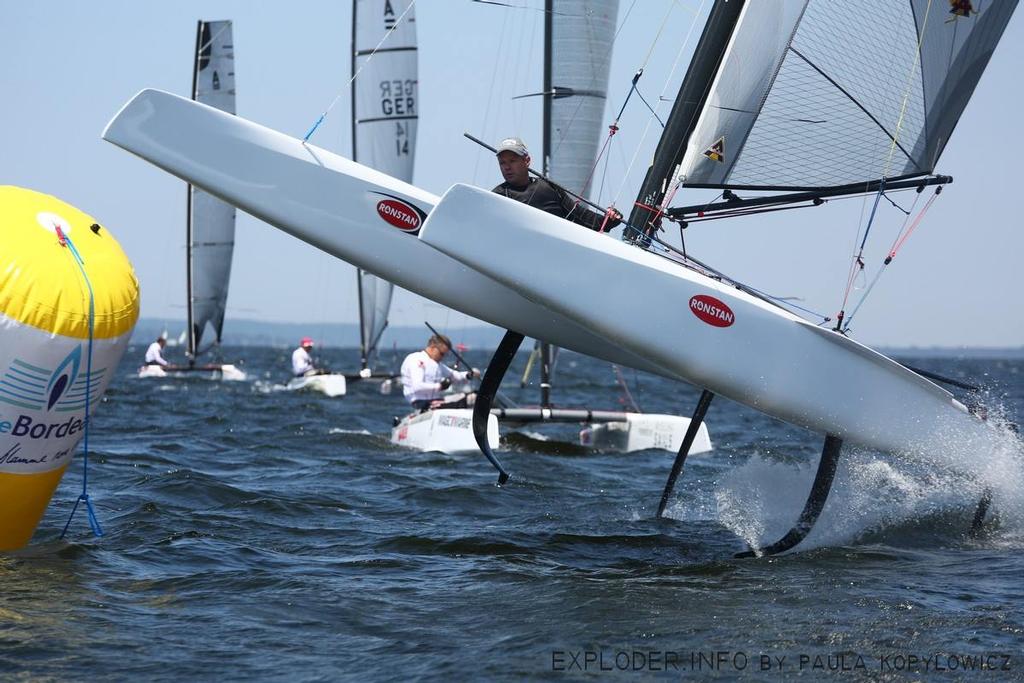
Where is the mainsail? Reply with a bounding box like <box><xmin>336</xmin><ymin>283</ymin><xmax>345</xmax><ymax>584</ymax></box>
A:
<box><xmin>673</xmin><ymin>0</ymin><xmax>1018</xmax><ymax>191</ymax></box>
<box><xmin>352</xmin><ymin>0</ymin><xmax>418</xmax><ymax>371</ymax></box>
<box><xmin>187</xmin><ymin>20</ymin><xmax>237</xmax><ymax>358</ymax></box>
<box><xmin>545</xmin><ymin>0</ymin><xmax>618</xmax><ymax>197</ymax></box>
<box><xmin>537</xmin><ymin>0</ymin><xmax>618</xmax><ymax>405</ymax></box>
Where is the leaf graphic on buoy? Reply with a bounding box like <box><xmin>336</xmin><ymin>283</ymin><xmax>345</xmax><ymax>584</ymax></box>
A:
<box><xmin>47</xmin><ymin>346</ymin><xmax>81</xmax><ymax>410</ymax></box>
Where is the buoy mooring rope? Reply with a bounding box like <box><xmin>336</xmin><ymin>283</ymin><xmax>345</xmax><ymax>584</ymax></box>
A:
<box><xmin>55</xmin><ymin>227</ymin><xmax>103</xmax><ymax>539</ymax></box>
<box><xmin>0</xmin><ymin>186</ymin><xmax>138</xmax><ymax>551</ymax></box>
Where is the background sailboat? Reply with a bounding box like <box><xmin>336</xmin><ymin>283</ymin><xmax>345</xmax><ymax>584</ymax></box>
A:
<box><xmin>139</xmin><ymin>19</ymin><xmax>245</xmax><ymax>381</ymax></box>
<box><xmin>350</xmin><ymin>0</ymin><xmax>417</xmax><ymax>383</ymax></box>
<box><xmin>287</xmin><ymin>0</ymin><xmax>418</xmax><ymax>399</ymax></box>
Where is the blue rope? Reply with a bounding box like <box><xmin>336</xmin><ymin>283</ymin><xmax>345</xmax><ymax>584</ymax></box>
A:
<box><xmin>58</xmin><ymin>230</ymin><xmax>103</xmax><ymax>540</ymax></box>
<box><xmin>856</xmin><ymin>178</ymin><xmax>887</xmax><ymax>254</ymax></box>
<box><xmin>302</xmin><ymin>114</ymin><xmax>326</xmax><ymax>143</ymax></box>
<box><xmin>840</xmin><ymin>179</ymin><xmax>888</xmax><ymax>333</ymax></box>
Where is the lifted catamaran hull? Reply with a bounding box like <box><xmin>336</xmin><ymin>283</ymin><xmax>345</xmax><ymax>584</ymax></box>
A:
<box><xmin>102</xmin><ymin>90</ymin><xmax>669</xmax><ymax>379</ymax></box>
<box><xmin>419</xmin><ymin>185</ymin><xmax>1005</xmax><ymax>465</ymax></box>
<box><xmin>103</xmin><ymin>90</ymin><xmax>1006</xmax><ymax>465</ymax></box>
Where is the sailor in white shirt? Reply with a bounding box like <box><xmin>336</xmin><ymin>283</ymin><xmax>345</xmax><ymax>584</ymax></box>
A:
<box><xmin>291</xmin><ymin>336</ymin><xmax>319</xmax><ymax>377</ymax></box>
<box><xmin>144</xmin><ymin>337</ymin><xmax>170</xmax><ymax>367</ymax></box>
<box><xmin>400</xmin><ymin>334</ymin><xmax>479</xmax><ymax>411</ymax></box>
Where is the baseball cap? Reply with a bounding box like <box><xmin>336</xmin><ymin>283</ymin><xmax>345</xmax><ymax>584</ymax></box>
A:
<box><xmin>495</xmin><ymin>137</ymin><xmax>529</xmax><ymax>157</ymax></box>
<box><xmin>300</xmin><ymin>336</ymin><xmax>314</xmax><ymax>347</ymax></box>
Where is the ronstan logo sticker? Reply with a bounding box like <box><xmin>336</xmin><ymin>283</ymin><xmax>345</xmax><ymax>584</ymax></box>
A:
<box><xmin>376</xmin><ymin>199</ymin><xmax>422</xmax><ymax>232</ymax></box>
<box><xmin>689</xmin><ymin>295</ymin><xmax>734</xmax><ymax>328</ymax></box>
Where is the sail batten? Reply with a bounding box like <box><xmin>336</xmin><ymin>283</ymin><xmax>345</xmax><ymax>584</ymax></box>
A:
<box><xmin>187</xmin><ymin>20</ymin><xmax>237</xmax><ymax>358</ymax></box>
<box><xmin>352</xmin><ymin>0</ymin><xmax>418</xmax><ymax>370</ymax></box>
<box><xmin>673</xmin><ymin>0</ymin><xmax>1017</xmax><ymax>192</ymax></box>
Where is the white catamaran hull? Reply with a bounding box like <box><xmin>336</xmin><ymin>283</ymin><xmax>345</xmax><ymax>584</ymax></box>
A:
<box><xmin>137</xmin><ymin>363</ymin><xmax>246</xmax><ymax>381</ymax></box>
<box><xmin>580</xmin><ymin>414</ymin><xmax>713</xmax><ymax>454</ymax></box>
<box><xmin>391</xmin><ymin>409</ymin><xmax>499</xmax><ymax>455</ymax></box>
<box><xmin>286</xmin><ymin>374</ymin><xmax>347</xmax><ymax>397</ymax></box>
<box><xmin>419</xmin><ymin>185</ymin><xmax>1007</xmax><ymax>467</ymax></box>
<box><xmin>102</xmin><ymin>90</ymin><xmax>668</xmax><ymax>378</ymax></box>
<box><xmin>104</xmin><ymin>91</ymin><xmax>1010</xmax><ymax>469</ymax></box>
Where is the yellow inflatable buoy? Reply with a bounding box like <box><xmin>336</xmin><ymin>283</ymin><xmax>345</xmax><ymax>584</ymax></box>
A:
<box><xmin>0</xmin><ymin>186</ymin><xmax>139</xmax><ymax>550</ymax></box>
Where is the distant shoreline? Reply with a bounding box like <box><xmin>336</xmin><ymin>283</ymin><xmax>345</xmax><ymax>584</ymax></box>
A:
<box><xmin>131</xmin><ymin>318</ymin><xmax>1024</xmax><ymax>358</ymax></box>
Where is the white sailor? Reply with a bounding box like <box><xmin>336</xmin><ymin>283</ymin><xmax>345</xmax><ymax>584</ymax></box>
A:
<box><xmin>400</xmin><ymin>333</ymin><xmax>478</xmax><ymax>411</ymax></box>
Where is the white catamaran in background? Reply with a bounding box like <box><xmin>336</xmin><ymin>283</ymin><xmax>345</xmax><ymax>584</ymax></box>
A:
<box><xmin>105</xmin><ymin>1</ymin><xmax>1020</xmax><ymax>554</ymax></box>
<box><xmin>351</xmin><ymin>0</ymin><xmax>415</xmax><ymax>385</ymax></box>
<box><xmin>139</xmin><ymin>19</ymin><xmax>245</xmax><ymax>382</ymax></box>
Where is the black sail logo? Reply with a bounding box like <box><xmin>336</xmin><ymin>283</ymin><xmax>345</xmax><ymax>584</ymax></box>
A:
<box><xmin>47</xmin><ymin>346</ymin><xmax>82</xmax><ymax>410</ymax></box>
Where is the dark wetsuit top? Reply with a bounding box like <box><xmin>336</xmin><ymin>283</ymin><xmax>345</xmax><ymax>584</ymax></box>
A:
<box><xmin>491</xmin><ymin>178</ymin><xmax>620</xmax><ymax>232</ymax></box>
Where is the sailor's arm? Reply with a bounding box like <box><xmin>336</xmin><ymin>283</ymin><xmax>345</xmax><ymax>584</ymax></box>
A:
<box><xmin>439</xmin><ymin>364</ymin><xmax>470</xmax><ymax>383</ymax></box>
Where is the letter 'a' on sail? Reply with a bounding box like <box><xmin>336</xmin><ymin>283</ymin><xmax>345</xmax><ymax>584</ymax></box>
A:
<box><xmin>674</xmin><ymin>0</ymin><xmax>1019</xmax><ymax>191</ymax></box>
<box><xmin>352</xmin><ymin>0</ymin><xmax>417</xmax><ymax>372</ymax></box>
<box><xmin>187</xmin><ymin>19</ymin><xmax>237</xmax><ymax>359</ymax></box>
<box><xmin>0</xmin><ymin>186</ymin><xmax>139</xmax><ymax>550</ymax></box>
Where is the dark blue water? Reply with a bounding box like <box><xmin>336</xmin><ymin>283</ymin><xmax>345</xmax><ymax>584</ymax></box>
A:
<box><xmin>3</xmin><ymin>346</ymin><xmax>1023</xmax><ymax>680</ymax></box>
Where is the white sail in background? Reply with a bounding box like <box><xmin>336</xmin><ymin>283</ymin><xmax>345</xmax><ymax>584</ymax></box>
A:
<box><xmin>188</xmin><ymin>19</ymin><xmax>236</xmax><ymax>357</ymax></box>
<box><xmin>547</xmin><ymin>0</ymin><xmax>618</xmax><ymax>197</ymax></box>
<box><xmin>352</xmin><ymin>0</ymin><xmax>417</xmax><ymax>370</ymax></box>
<box><xmin>676</xmin><ymin>0</ymin><xmax>1018</xmax><ymax>190</ymax></box>
<box><xmin>539</xmin><ymin>0</ymin><xmax>618</xmax><ymax>397</ymax></box>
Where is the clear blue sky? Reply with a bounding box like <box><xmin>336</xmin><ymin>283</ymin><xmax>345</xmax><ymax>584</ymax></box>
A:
<box><xmin>3</xmin><ymin>1</ymin><xmax>1021</xmax><ymax>347</ymax></box>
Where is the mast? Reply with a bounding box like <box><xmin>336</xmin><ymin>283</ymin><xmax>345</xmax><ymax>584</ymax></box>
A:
<box><xmin>185</xmin><ymin>19</ymin><xmax>203</xmax><ymax>361</ymax></box>
<box><xmin>542</xmin><ymin>0</ymin><xmax>553</xmax><ymax>179</ymax></box>
<box><xmin>351</xmin><ymin>0</ymin><xmax>417</xmax><ymax>373</ymax></box>
<box><xmin>186</xmin><ymin>20</ymin><xmax>236</xmax><ymax>360</ymax></box>
<box><xmin>351</xmin><ymin>0</ymin><xmax>369</xmax><ymax>371</ymax></box>
<box><xmin>539</xmin><ymin>0</ymin><xmax>554</xmax><ymax>408</ymax></box>
<box><xmin>627</xmin><ymin>0</ymin><xmax>745</xmax><ymax>242</ymax></box>
<box><xmin>350</xmin><ymin>0</ymin><xmax>358</xmax><ymax>164</ymax></box>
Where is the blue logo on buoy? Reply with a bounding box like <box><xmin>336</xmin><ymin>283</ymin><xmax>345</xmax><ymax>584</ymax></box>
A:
<box><xmin>0</xmin><ymin>347</ymin><xmax>105</xmax><ymax>412</ymax></box>
<box><xmin>47</xmin><ymin>347</ymin><xmax>81</xmax><ymax>410</ymax></box>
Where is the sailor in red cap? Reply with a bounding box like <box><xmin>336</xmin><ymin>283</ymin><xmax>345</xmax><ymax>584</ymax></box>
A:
<box><xmin>291</xmin><ymin>336</ymin><xmax>321</xmax><ymax>377</ymax></box>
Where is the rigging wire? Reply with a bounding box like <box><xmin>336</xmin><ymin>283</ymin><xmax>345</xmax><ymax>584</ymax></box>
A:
<box><xmin>841</xmin><ymin>186</ymin><xmax>941</xmax><ymax>332</ymax></box>
<box><xmin>303</xmin><ymin>0</ymin><xmax>418</xmax><ymax>142</ymax></box>
<box><xmin>470</xmin><ymin>1</ymin><xmax>516</xmax><ymax>184</ymax></box>
<box><xmin>833</xmin><ymin>0</ymin><xmax>935</xmax><ymax>330</ymax></box>
<box><xmin>612</xmin><ymin>365</ymin><xmax>642</xmax><ymax>413</ymax></box>
<box><xmin>834</xmin><ymin>178</ymin><xmax>886</xmax><ymax>331</ymax></box>
<box><xmin>616</xmin><ymin>220</ymin><xmax>832</xmax><ymax>323</ymax></box>
<box><xmin>611</xmin><ymin>0</ymin><xmax>705</xmax><ymax>206</ymax></box>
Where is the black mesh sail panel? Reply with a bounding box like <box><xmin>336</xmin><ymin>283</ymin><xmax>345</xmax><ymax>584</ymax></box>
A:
<box><xmin>675</xmin><ymin>0</ymin><xmax>1017</xmax><ymax>191</ymax></box>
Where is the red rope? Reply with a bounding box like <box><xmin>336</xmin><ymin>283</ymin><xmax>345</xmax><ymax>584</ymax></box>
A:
<box><xmin>576</xmin><ymin>121</ymin><xmax>619</xmax><ymax>199</ymax></box>
<box><xmin>886</xmin><ymin>191</ymin><xmax>939</xmax><ymax>261</ymax></box>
